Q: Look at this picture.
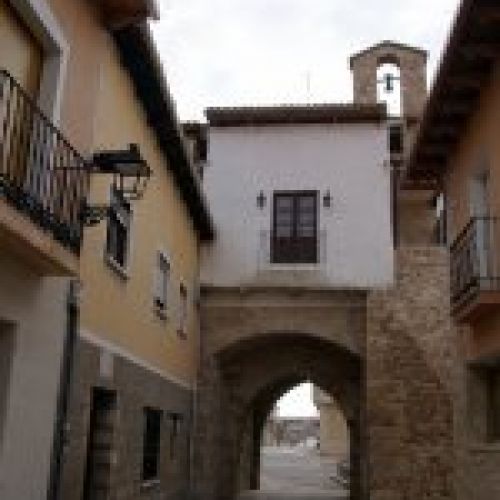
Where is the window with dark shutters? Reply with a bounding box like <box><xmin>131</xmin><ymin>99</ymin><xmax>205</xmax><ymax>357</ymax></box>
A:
<box><xmin>105</xmin><ymin>189</ymin><xmax>131</xmax><ymax>269</ymax></box>
<box><xmin>271</xmin><ymin>191</ymin><xmax>318</xmax><ymax>264</ymax></box>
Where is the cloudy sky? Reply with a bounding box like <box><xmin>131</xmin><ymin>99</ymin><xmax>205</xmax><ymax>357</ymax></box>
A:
<box><xmin>151</xmin><ymin>0</ymin><xmax>460</xmax><ymax>416</ymax></box>
<box><xmin>151</xmin><ymin>0</ymin><xmax>460</xmax><ymax>122</ymax></box>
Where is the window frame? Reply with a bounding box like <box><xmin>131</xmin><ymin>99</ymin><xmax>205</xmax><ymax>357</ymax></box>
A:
<box><xmin>154</xmin><ymin>251</ymin><xmax>170</xmax><ymax>318</ymax></box>
<box><xmin>178</xmin><ymin>281</ymin><xmax>188</xmax><ymax>337</ymax></box>
<box><xmin>271</xmin><ymin>190</ymin><xmax>319</xmax><ymax>264</ymax></box>
<box><xmin>105</xmin><ymin>188</ymin><xmax>132</xmax><ymax>275</ymax></box>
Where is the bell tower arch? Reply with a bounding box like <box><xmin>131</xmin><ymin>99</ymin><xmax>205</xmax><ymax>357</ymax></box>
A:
<box><xmin>350</xmin><ymin>40</ymin><xmax>428</xmax><ymax>121</ymax></box>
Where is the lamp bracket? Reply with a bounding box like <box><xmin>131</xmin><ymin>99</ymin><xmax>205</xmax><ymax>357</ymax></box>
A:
<box><xmin>82</xmin><ymin>204</ymin><xmax>110</xmax><ymax>227</ymax></box>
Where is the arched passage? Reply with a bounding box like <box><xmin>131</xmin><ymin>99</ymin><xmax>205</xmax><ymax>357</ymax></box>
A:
<box><xmin>193</xmin><ymin>331</ymin><xmax>365</xmax><ymax>500</ymax></box>
<box><xmin>242</xmin><ymin>378</ymin><xmax>351</xmax><ymax>496</ymax></box>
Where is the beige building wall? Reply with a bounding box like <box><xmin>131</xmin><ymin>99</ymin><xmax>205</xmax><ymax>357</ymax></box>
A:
<box><xmin>0</xmin><ymin>1</ymin><xmax>42</xmax><ymax>97</ymax></box>
<box><xmin>1</xmin><ymin>1</ymin><xmax>203</xmax><ymax>499</ymax></box>
<box><xmin>78</xmin><ymin>34</ymin><xmax>201</xmax><ymax>384</ymax></box>
<box><xmin>44</xmin><ymin>0</ymin><xmax>202</xmax><ymax>386</ymax></box>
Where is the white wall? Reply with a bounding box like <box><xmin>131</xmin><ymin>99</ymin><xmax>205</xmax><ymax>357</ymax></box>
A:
<box><xmin>201</xmin><ymin>123</ymin><xmax>393</xmax><ymax>288</ymax></box>
<box><xmin>0</xmin><ymin>250</ymin><xmax>67</xmax><ymax>500</ymax></box>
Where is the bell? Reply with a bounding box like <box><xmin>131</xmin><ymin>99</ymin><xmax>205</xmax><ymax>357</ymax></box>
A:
<box><xmin>384</xmin><ymin>74</ymin><xmax>394</xmax><ymax>93</ymax></box>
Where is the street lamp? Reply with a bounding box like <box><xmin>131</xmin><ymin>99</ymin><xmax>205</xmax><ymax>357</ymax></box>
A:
<box><xmin>83</xmin><ymin>143</ymin><xmax>151</xmax><ymax>225</ymax></box>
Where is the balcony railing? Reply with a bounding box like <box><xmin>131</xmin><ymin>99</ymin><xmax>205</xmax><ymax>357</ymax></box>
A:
<box><xmin>258</xmin><ymin>229</ymin><xmax>327</xmax><ymax>268</ymax></box>
<box><xmin>450</xmin><ymin>217</ymin><xmax>500</xmax><ymax>314</ymax></box>
<box><xmin>0</xmin><ymin>69</ymin><xmax>89</xmax><ymax>253</ymax></box>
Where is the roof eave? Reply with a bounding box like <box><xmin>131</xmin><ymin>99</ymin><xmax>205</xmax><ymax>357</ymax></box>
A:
<box><xmin>112</xmin><ymin>23</ymin><xmax>215</xmax><ymax>241</ymax></box>
<box><xmin>406</xmin><ymin>0</ymin><xmax>500</xmax><ymax>183</ymax></box>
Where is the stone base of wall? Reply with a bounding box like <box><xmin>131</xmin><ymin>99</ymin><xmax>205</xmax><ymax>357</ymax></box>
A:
<box><xmin>59</xmin><ymin>336</ymin><xmax>193</xmax><ymax>500</ymax></box>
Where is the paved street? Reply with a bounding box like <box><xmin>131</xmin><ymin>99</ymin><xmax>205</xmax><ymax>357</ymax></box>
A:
<box><xmin>239</xmin><ymin>446</ymin><xmax>348</xmax><ymax>500</ymax></box>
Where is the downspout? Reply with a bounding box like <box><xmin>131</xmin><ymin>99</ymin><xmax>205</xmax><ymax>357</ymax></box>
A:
<box><xmin>46</xmin><ymin>279</ymin><xmax>80</xmax><ymax>500</ymax></box>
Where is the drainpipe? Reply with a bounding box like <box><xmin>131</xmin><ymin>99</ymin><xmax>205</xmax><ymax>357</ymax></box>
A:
<box><xmin>46</xmin><ymin>279</ymin><xmax>80</xmax><ymax>500</ymax></box>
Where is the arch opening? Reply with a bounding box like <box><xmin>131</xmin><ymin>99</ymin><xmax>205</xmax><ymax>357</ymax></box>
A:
<box><xmin>255</xmin><ymin>381</ymin><xmax>350</xmax><ymax>497</ymax></box>
<box><xmin>376</xmin><ymin>62</ymin><xmax>402</xmax><ymax>117</ymax></box>
<box><xmin>216</xmin><ymin>332</ymin><xmax>361</xmax><ymax>500</ymax></box>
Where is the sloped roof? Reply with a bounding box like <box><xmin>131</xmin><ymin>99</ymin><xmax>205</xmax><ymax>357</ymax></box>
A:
<box><xmin>407</xmin><ymin>0</ymin><xmax>500</xmax><ymax>182</ymax></box>
<box><xmin>206</xmin><ymin>103</ymin><xmax>386</xmax><ymax>127</ymax></box>
<box><xmin>112</xmin><ymin>23</ymin><xmax>214</xmax><ymax>241</ymax></box>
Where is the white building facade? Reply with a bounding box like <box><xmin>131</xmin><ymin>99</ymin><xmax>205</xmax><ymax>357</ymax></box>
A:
<box><xmin>201</xmin><ymin>104</ymin><xmax>393</xmax><ymax>289</ymax></box>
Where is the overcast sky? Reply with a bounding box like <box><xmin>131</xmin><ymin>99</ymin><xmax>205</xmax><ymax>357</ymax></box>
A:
<box><xmin>151</xmin><ymin>0</ymin><xmax>460</xmax><ymax>122</ymax></box>
<box><xmin>277</xmin><ymin>383</ymin><xmax>318</xmax><ymax>418</ymax></box>
<box><xmin>151</xmin><ymin>0</ymin><xmax>460</xmax><ymax>417</ymax></box>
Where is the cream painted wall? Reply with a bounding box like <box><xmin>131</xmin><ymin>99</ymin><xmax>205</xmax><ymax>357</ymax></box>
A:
<box><xmin>46</xmin><ymin>0</ymin><xmax>104</xmax><ymax>151</ymax></box>
<box><xmin>0</xmin><ymin>1</ymin><xmax>42</xmax><ymax>97</ymax></box>
<box><xmin>202</xmin><ymin>123</ymin><xmax>393</xmax><ymax>288</ymax></box>
<box><xmin>0</xmin><ymin>250</ymin><xmax>67</xmax><ymax>500</ymax></box>
<box><xmin>78</xmin><ymin>31</ymin><xmax>201</xmax><ymax>386</ymax></box>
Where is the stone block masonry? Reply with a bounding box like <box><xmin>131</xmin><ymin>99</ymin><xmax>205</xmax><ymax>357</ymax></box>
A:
<box><xmin>59</xmin><ymin>337</ymin><xmax>193</xmax><ymax>500</ymax></box>
<box><xmin>367</xmin><ymin>247</ymin><xmax>459</xmax><ymax>500</ymax></box>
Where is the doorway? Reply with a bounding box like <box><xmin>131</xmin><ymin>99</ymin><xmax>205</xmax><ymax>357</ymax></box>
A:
<box><xmin>82</xmin><ymin>387</ymin><xmax>117</xmax><ymax>500</ymax></box>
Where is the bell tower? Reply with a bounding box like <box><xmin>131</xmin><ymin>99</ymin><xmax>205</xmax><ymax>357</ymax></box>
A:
<box><xmin>350</xmin><ymin>40</ymin><xmax>428</xmax><ymax>122</ymax></box>
<box><xmin>349</xmin><ymin>41</ymin><xmax>437</xmax><ymax>245</ymax></box>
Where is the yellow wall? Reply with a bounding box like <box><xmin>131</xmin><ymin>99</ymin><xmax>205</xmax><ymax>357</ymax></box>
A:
<box><xmin>45</xmin><ymin>0</ymin><xmax>202</xmax><ymax>385</ymax></box>
<box><xmin>47</xmin><ymin>0</ymin><xmax>104</xmax><ymax>153</ymax></box>
<box><xmin>0</xmin><ymin>1</ymin><xmax>42</xmax><ymax>97</ymax></box>
<box><xmin>82</xmin><ymin>28</ymin><xmax>200</xmax><ymax>385</ymax></box>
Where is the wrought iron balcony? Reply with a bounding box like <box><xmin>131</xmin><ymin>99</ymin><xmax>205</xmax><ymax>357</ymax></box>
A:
<box><xmin>258</xmin><ymin>229</ymin><xmax>327</xmax><ymax>268</ymax></box>
<box><xmin>0</xmin><ymin>69</ymin><xmax>89</xmax><ymax>253</ymax></box>
<box><xmin>450</xmin><ymin>216</ymin><xmax>500</xmax><ymax>320</ymax></box>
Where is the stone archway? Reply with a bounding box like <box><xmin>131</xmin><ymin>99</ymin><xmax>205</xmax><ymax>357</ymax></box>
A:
<box><xmin>223</xmin><ymin>333</ymin><xmax>361</xmax><ymax>498</ymax></box>
<box><xmin>193</xmin><ymin>249</ymin><xmax>461</xmax><ymax>500</ymax></box>
<box><xmin>194</xmin><ymin>332</ymin><xmax>364</xmax><ymax>500</ymax></box>
<box><xmin>238</xmin><ymin>373</ymin><xmax>353</xmax><ymax>495</ymax></box>
<box><xmin>192</xmin><ymin>287</ymin><xmax>368</xmax><ymax>500</ymax></box>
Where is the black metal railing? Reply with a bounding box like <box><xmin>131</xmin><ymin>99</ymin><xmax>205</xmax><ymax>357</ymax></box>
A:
<box><xmin>258</xmin><ymin>229</ymin><xmax>326</xmax><ymax>266</ymax></box>
<box><xmin>450</xmin><ymin>216</ymin><xmax>500</xmax><ymax>308</ymax></box>
<box><xmin>0</xmin><ymin>69</ymin><xmax>89</xmax><ymax>253</ymax></box>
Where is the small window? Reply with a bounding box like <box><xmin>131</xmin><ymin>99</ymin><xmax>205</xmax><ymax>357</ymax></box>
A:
<box><xmin>154</xmin><ymin>252</ymin><xmax>170</xmax><ymax>316</ymax></box>
<box><xmin>142</xmin><ymin>407</ymin><xmax>162</xmax><ymax>482</ymax></box>
<box><xmin>106</xmin><ymin>189</ymin><xmax>131</xmax><ymax>270</ymax></box>
<box><xmin>468</xmin><ymin>365</ymin><xmax>500</xmax><ymax>442</ymax></box>
<box><xmin>389</xmin><ymin>124</ymin><xmax>403</xmax><ymax>154</ymax></box>
<box><xmin>178</xmin><ymin>283</ymin><xmax>188</xmax><ymax>337</ymax></box>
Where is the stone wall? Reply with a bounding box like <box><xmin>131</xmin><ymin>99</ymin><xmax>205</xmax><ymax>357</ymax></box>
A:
<box><xmin>351</xmin><ymin>42</ymin><xmax>427</xmax><ymax>120</ymax></box>
<box><xmin>60</xmin><ymin>337</ymin><xmax>193</xmax><ymax>500</ymax></box>
<box><xmin>193</xmin><ymin>288</ymin><xmax>367</xmax><ymax>500</ymax></box>
<box><xmin>367</xmin><ymin>247</ymin><xmax>459</xmax><ymax>500</ymax></box>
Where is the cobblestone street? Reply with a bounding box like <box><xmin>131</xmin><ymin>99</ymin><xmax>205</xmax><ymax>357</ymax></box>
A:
<box><xmin>239</xmin><ymin>446</ymin><xmax>348</xmax><ymax>500</ymax></box>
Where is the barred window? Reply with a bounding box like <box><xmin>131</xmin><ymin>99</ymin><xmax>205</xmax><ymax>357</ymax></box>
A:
<box><xmin>105</xmin><ymin>189</ymin><xmax>131</xmax><ymax>269</ymax></box>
